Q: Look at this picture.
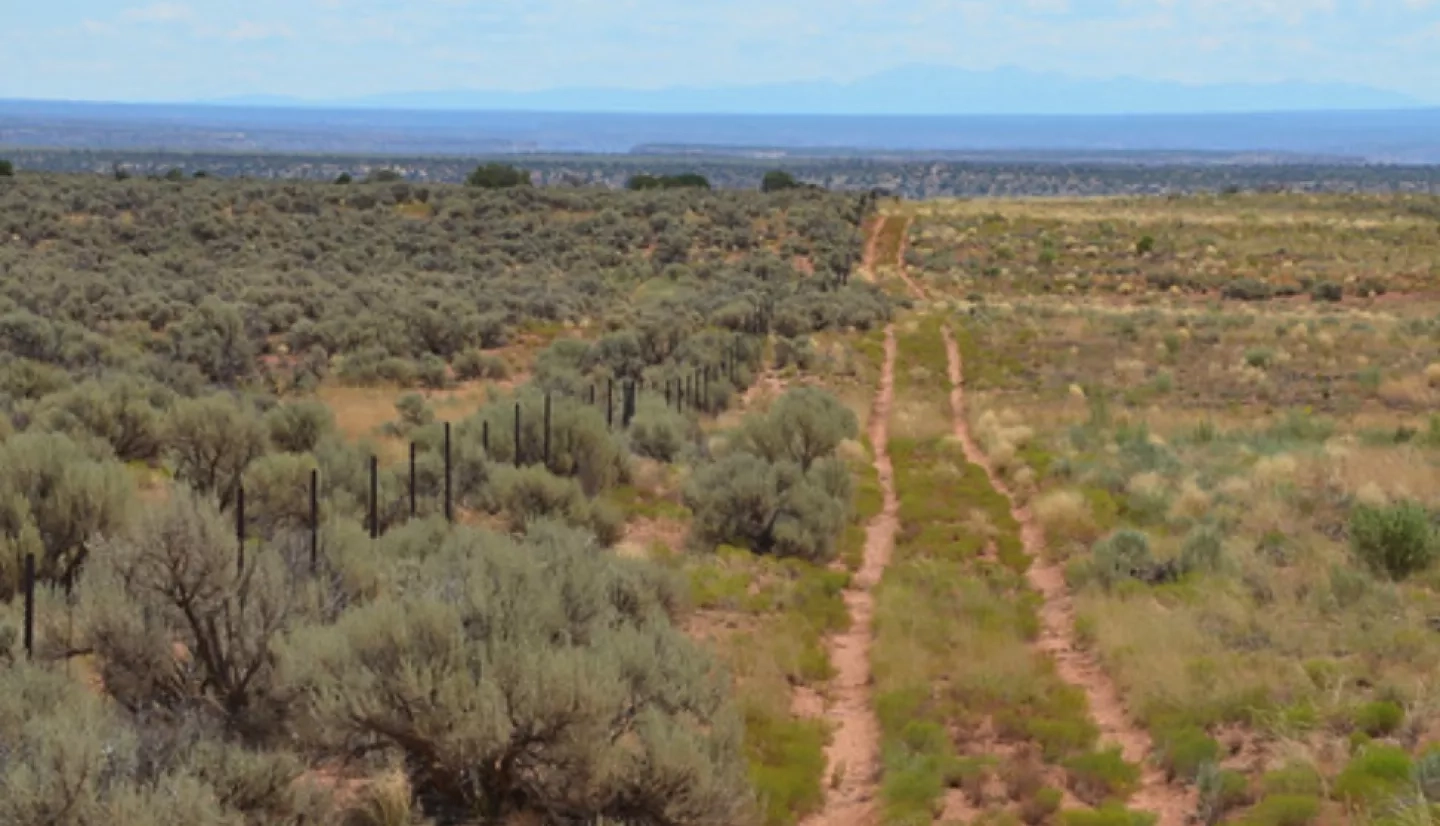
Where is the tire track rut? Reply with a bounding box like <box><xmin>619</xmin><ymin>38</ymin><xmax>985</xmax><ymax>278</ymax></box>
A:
<box><xmin>801</xmin><ymin>219</ymin><xmax>901</xmax><ymax>826</ymax></box>
<box><xmin>939</xmin><ymin>324</ymin><xmax>1190</xmax><ymax>826</ymax></box>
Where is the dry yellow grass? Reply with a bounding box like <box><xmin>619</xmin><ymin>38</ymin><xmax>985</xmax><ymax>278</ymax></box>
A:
<box><xmin>315</xmin><ymin>380</ymin><xmax>499</xmax><ymax>462</ymax></box>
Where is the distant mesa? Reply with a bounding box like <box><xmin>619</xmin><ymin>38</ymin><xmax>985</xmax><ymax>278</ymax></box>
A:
<box><xmin>210</xmin><ymin>64</ymin><xmax>1425</xmax><ymax>116</ymax></box>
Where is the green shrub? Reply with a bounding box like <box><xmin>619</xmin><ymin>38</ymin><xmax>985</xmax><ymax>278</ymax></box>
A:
<box><xmin>394</xmin><ymin>392</ymin><xmax>434</xmax><ymax>430</ymax></box>
<box><xmin>453</xmin><ymin>348</ymin><xmax>509</xmax><ymax>380</ymax></box>
<box><xmin>1357</xmin><ymin>277</ymin><xmax>1388</xmax><ymax>298</ymax></box>
<box><xmin>1349</xmin><ymin>500</ymin><xmax>1437</xmax><ymax>580</ymax></box>
<box><xmin>1180</xmin><ymin>525</ymin><xmax>1225</xmax><ymax>573</ymax></box>
<box><xmin>1240</xmin><ymin>795</ymin><xmax>1321</xmax><ymax>826</ymax></box>
<box><xmin>1262</xmin><ymin>762</ymin><xmax>1324</xmax><ymax>798</ymax></box>
<box><xmin>1222</xmin><ymin>278</ymin><xmax>1275</xmax><ymax>301</ymax></box>
<box><xmin>1064</xmin><ymin>747</ymin><xmax>1142</xmax><ymax>805</ymax></box>
<box><xmin>746</xmin><ymin>705</ymin><xmax>827</xmax><ymax>825</ymax></box>
<box><xmin>265</xmin><ymin>400</ymin><xmax>334</xmax><ymax>454</ymax></box>
<box><xmin>1136</xmin><ymin>235</ymin><xmax>1156</xmax><ymax>256</ymax></box>
<box><xmin>627</xmin><ymin>172</ymin><xmax>711</xmax><ymax>190</ymax></box>
<box><xmin>0</xmin><ymin>159</ymin><xmax>13</xmax><ymax>177</ymax></box>
<box><xmin>1028</xmin><ymin>713</ymin><xmax>1100</xmax><ymax>761</ymax></box>
<box><xmin>1245</xmin><ymin>348</ymin><xmax>1275</xmax><ymax>368</ymax></box>
<box><xmin>1197</xmin><ymin>762</ymin><xmax>1252</xmax><ymax>826</ymax></box>
<box><xmin>1157</xmin><ymin>725</ymin><xmax>1220</xmax><ymax>781</ymax></box>
<box><xmin>882</xmin><ymin>748</ymin><xmax>949</xmax><ymax>824</ymax></box>
<box><xmin>761</xmin><ymin>170</ymin><xmax>803</xmax><ymax>193</ymax></box>
<box><xmin>1060</xmin><ymin>803</ymin><xmax>1157</xmax><ymax>826</ymax></box>
<box><xmin>1354</xmin><ymin>701</ymin><xmax>1405</xmax><ymax>737</ymax></box>
<box><xmin>1311</xmin><ymin>282</ymin><xmax>1344</xmax><ymax>302</ymax></box>
<box><xmin>1021</xmin><ymin>786</ymin><xmax>1065</xmax><ymax>825</ymax></box>
<box><xmin>1090</xmin><ymin>529</ymin><xmax>1155</xmax><ymax>588</ymax></box>
<box><xmin>1334</xmin><ymin>746</ymin><xmax>1413</xmax><ymax>808</ymax></box>
<box><xmin>466</xmin><ymin>162</ymin><xmax>531</xmax><ymax>188</ymax></box>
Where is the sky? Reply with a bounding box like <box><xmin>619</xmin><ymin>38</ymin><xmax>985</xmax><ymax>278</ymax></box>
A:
<box><xmin>5</xmin><ymin>0</ymin><xmax>1439</xmax><ymax>104</ymax></box>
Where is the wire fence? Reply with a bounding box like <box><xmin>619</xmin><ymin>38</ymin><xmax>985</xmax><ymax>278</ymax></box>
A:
<box><xmin>13</xmin><ymin>347</ymin><xmax>760</xmax><ymax>662</ymax></box>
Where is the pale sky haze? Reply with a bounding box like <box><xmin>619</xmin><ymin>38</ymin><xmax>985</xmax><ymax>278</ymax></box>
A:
<box><xmin>6</xmin><ymin>0</ymin><xmax>1439</xmax><ymax>105</ymax></box>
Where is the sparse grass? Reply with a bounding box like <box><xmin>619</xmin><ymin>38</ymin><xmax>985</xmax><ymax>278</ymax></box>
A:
<box><xmin>682</xmin><ymin>545</ymin><xmax>849</xmax><ymax>825</ymax></box>
<box><xmin>900</xmin><ymin>193</ymin><xmax>1440</xmax><ymax>823</ymax></box>
<box><xmin>872</xmin><ymin>311</ymin><xmax>1131</xmax><ymax>823</ymax></box>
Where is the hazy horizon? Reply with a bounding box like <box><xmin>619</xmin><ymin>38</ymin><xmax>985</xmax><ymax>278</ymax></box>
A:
<box><xmin>7</xmin><ymin>1</ymin><xmax>1439</xmax><ymax>115</ymax></box>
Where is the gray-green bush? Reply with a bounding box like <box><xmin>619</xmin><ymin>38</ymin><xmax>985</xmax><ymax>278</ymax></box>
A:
<box><xmin>264</xmin><ymin>400</ymin><xmax>334</xmax><ymax>454</ymax></box>
<box><xmin>1091</xmin><ymin>529</ymin><xmax>1155</xmax><ymax>588</ymax></box>
<box><xmin>0</xmin><ymin>431</ymin><xmax>134</xmax><ymax>594</ymax></box>
<box><xmin>281</xmin><ymin>523</ymin><xmax>753</xmax><ymax>825</ymax></box>
<box><xmin>0</xmin><ymin>664</ymin><xmax>326</xmax><ymax>826</ymax></box>
<box><xmin>1350</xmin><ymin>500</ymin><xmax>1437</xmax><ymax>580</ymax></box>
<box><xmin>628</xmin><ymin>396</ymin><xmax>694</xmax><ymax>461</ymax></box>
<box><xmin>686</xmin><ymin>387</ymin><xmax>857</xmax><ymax>561</ymax></box>
<box><xmin>163</xmin><ymin>395</ymin><xmax>268</xmax><ymax>506</ymax></box>
<box><xmin>79</xmin><ymin>490</ymin><xmax>302</xmax><ymax>741</ymax></box>
<box><xmin>732</xmin><ymin>386</ymin><xmax>858</xmax><ymax>471</ymax></box>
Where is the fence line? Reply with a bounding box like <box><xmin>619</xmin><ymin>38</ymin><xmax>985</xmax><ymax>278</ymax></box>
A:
<box><xmin>14</xmin><ymin>344</ymin><xmax>766</xmax><ymax>662</ymax></box>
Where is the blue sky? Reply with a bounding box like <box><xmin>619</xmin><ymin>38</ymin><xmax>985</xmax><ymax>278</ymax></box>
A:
<box><xmin>6</xmin><ymin>0</ymin><xmax>1439</xmax><ymax>103</ymax></box>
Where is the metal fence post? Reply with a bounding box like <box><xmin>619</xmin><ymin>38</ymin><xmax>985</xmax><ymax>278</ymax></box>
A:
<box><xmin>543</xmin><ymin>392</ymin><xmax>552</xmax><ymax>469</ymax></box>
<box><xmin>369</xmin><ymin>455</ymin><xmax>379</xmax><ymax>539</ymax></box>
<box><xmin>514</xmin><ymin>402</ymin><xmax>523</xmax><ymax>468</ymax></box>
<box><xmin>444</xmin><ymin>421</ymin><xmax>454</xmax><ymax>523</ymax></box>
<box><xmin>235</xmin><ymin>484</ymin><xmax>246</xmax><ymax>573</ymax></box>
<box><xmin>23</xmin><ymin>553</ymin><xmax>35</xmax><ymax>661</ymax></box>
<box><xmin>309</xmin><ymin>468</ymin><xmax>319</xmax><ymax>575</ymax></box>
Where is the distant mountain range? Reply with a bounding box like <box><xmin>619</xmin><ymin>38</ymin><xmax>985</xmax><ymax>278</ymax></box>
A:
<box><xmin>211</xmin><ymin>65</ymin><xmax>1426</xmax><ymax>116</ymax></box>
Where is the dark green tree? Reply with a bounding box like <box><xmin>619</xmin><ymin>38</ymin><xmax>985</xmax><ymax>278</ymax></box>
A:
<box><xmin>761</xmin><ymin>170</ymin><xmax>801</xmax><ymax>192</ymax></box>
<box><xmin>626</xmin><ymin>173</ymin><xmax>711</xmax><ymax>191</ymax></box>
<box><xmin>466</xmin><ymin>163</ymin><xmax>532</xmax><ymax>188</ymax></box>
<box><xmin>0</xmin><ymin>159</ymin><xmax>13</xmax><ymax>177</ymax></box>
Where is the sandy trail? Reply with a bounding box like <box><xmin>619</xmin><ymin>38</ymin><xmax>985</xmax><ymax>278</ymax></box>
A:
<box><xmin>801</xmin><ymin>217</ymin><xmax>901</xmax><ymax>826</ymax></box>
<box><xmin>802</xmin><ymin>323</ymin><xmax>897</xmax><ymax>826</ymax></box>
<box><xmin>890</xmin><ymin>217</ymin><xmax>928</xmax><ymax>301</ymax></box>
<box><xmin>940</xmin><ymin>325</ymin><xmax>1190</xmax><ymax>826</ymax></box>
<box><xmin>859</xmin><ymin>214</ymin><xmax>882</xmax><ymax>279</ymax></box>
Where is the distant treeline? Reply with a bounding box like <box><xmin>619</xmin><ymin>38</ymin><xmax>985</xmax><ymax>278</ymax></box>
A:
<box><xmin>3</xmin><ymin>147</ymin><xmax>1439</xmax><ymax>198</ymax></box>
